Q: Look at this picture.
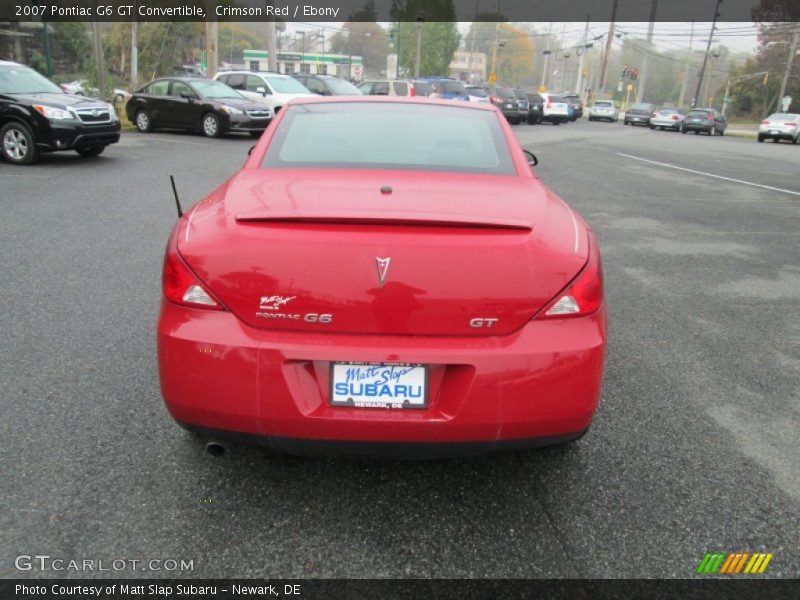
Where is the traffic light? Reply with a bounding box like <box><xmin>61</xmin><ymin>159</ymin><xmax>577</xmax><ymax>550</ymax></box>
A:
<box><xmin>631</xmin><ymin>68</ymin><xmax>638</xmax><ymax>81</ymax></box>
<box><xmin>622</xmin><ymin>65</ymin><xmax>629</xmax><ymax>78</ymax></box>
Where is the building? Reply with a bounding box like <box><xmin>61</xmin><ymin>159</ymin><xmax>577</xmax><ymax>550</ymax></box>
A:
<box><xmin>243</xmin><ymin>49</ymin><xmax>364</xmax><ymax>80</ymax></box>
<box><xmin>449</xmin><ymin>51</ymin><xmax>487</xmax><ymax>83</ymax></box>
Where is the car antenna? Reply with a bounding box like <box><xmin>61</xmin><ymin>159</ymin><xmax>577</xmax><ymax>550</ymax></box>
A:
<box><xmin>169</xmin><ymin>175</ymin><xmax>183</xmax><ymax>218</ymax></box>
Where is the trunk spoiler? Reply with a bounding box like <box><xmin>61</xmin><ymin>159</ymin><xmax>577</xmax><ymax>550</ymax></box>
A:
<box><xmin>235</xmin><ymin>210</ymin><xmax>532</xmax><ymax>231</ymax></box>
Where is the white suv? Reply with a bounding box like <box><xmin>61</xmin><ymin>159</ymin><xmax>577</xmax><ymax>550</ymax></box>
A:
<box><xmin>214</xmin><ymin>71</ymin><xmax>314</xmax><ymax>114</ymax></box>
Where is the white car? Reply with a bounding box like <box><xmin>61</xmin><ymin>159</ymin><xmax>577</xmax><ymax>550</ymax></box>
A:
<box><xmin>758</xmin><ymin>113</ymin><xmax>800</xmax><ymax>144</ymax></box>
<box><xmin>588</xmin><ymin>100</ymin><xmax>619</xmax><ymax>122</ymax></box>
<box><xmin>214</xmin><ymin>71</ymin><xmax>314</xmax><ymax>114</ymax></box>
<box><xmin>465</xmin><ymin>85</ymin><xmax>490</xmax><ymax>104</ymax></box>
<box><xmin>541</xmin><ymin>92</ymin><xmax>570</xmax><ymax>125</ymax></box>
<box><xmin>650</xmin><ymin>108</ymin><xmax>685</xmax><ymax>131</ymax></box>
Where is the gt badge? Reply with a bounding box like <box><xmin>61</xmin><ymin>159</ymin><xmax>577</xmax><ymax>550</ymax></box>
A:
<box><xmin>376</xmin><ymin>257</ymin><xmax>391</xmax><ymax>288</ymax></box>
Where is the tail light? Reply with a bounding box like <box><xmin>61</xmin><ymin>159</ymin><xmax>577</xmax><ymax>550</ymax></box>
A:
<box><xmin>537</xmin><ymin>233</ymin><xmax>603</xmax><ymax>320</ymax></box>
<box><xmin>409</xmin><ymin>83</ymin><xmax>416</xmax><ymax>97</ymax></box>
<box><xmin>163</xmin><ymin>231</ymin><xmax>224</xmax><ymax>310</ymax></box>
<box><xmin>490</xmin><ymin>95</ymin><xmax>500</xmax><ymax>103</ymax></box>
<box><xmin>651</xmin><ymin>112</ymin><xmax>658</xmax><ymax>118</ymax></box>
<box><xmin>707</xmin><ymin>114</ymin><xmax>715</xmax><ymax>120</ymax></box>
<box><xmin>672</xmin><ymin>115</ymin><xmax>679</xmax><ymax>120</ymax></box>
<box><xmin>785</xmin><ymin>122</ymin><xmax>797</xmax><ymax>126</ymax></box>
<box><xmin>761</xmin><ymin>120</ymin><xmax>770</xmax><ymax>125</ymax></box>
<box><xmin>59</xmin><ymin>84</ymin><xmax>69</xmax><ymax>92</ymax></box>
<box><xmin>547</xmin><ymin>99</ymin><xmax>552</xmax><ymax>108</ymax></box>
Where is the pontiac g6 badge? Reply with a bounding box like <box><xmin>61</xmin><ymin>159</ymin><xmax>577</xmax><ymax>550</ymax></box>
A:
<box><xmin>376</xmin><ymin>257</ymin><xmax>391</xmax><ymax>288</ymax></box>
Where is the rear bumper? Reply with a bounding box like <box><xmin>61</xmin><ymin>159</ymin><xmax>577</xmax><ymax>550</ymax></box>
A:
<box><xmin>682</xmin><ymin>123</ymin><xmax>714</xmax><ymax>132</ymax></box>
<box><xmin>651</xmin><ymin>120</ymin><xmax>681</xmax><ymax>128</ymax></box>
<box><xmin>758</xmin><ymin>130</ymin><xmax>797</xmax><ymax>140</ymax></box>
<box><xmin>158</xmin><ymin>300</ymin><xmax>606</xmax><ymax>447</ymax></box>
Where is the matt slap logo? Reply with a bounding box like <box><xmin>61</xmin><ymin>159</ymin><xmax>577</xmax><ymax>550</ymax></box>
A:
<box><xmin>696</xmin><ymin>552</ymin><xmax>773</xmax><ymax>575</ymax></box>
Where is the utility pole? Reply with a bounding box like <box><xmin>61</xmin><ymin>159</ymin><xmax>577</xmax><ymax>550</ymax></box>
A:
<box><xmin>636</xmin><ymin>0</ymin><xmax>658</xmax><ymax>102</ymax></box>
<box><xmin>540</xmin><ymin>22</ymin><xmax>552</xmax><ymax>89</ymax></box>
<box><xmin>130</xmin><ymin>18</ymin><xmax>138</xmax><ymax>89</ymax></box>
<box><xmin>576</xmin><ymin>17</ymin><xmax>590</xmax><ymax>96</ymax></box>
<box><xmin>693</xmin><ymin>0</ymin><xmax>722</xmax><ymax>108</ymax></box>
<box><xmin>91</xmin><ymin>19</ymin><xmax>106</xmax><ymax>99</ymax></box>
<box><xmin>205</xmin><ymin>21</ymin><xmax>218</xmax><ymax>78</ymax></box>
<box><xmin>599</xmin><ymin>0</ymin><xmax>618</xmax><ymax>97</ymax></box>
<box><xmin>266</xmin><ymin>21</ymin><xmax>277</xmax><ymax>72</ymax></box>
<box><xmin>776</xmin><ymin>26</ymin><xmax>799</xmax><ymax>112</ymax></box>
<box><xmin>678</xmin><ymin>21</ymin><xmax>694</xmax><ymax>107</ymax></box>
<box><xmin>414</xmin><ymin>20</ymin><xmax>424</xmax><ymax>76</ymax></box>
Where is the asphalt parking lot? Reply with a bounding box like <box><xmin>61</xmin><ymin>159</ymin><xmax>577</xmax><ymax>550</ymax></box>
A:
<box><xmin>1</xmin><ymin>119</ymin><xmax>798</xmax><ymax>579</ymax></box>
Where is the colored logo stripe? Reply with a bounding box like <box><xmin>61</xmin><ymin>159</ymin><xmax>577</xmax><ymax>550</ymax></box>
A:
<box><xmin>697</xmin><ymin>553</ymin><xmax>773</xmax><ymax>574</ymax></box>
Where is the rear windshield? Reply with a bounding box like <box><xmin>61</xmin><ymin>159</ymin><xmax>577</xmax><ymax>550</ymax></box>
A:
<box><xmin>412</xmin><ymin>81</ymin><xmax>434</xmax><ymax>96</ymax></box>
<box><xmin>594</xmin><ymin>101</ymin><xmax>613</xmax><ymax>107</ymax></box>
<box><xmin>466</xmin><ymin>87</ymin><xmax>488</xmax><ymax>97</ymax></box>
<box><xmin>442</xmin><ymin>81</ymin><xmax>466</xmax><ymax>94</ymax></box>
<box><xmin>630</xmin><ymin>103</ymin><xmax>652</xmax><ymax>111</ymax></box>
<box><xmin>766</xmin><ymin>113</ymin><xmax>799</xmax><ymax>120</ymax></box>
<box><xmin>262</xmin><ymin>103</ymin><xmax>515</xmax><ymax>175</ymax></box>
<box><xmin>492</xmin><ymin>86</ymin><xmax>515</xmax><ymax>98</ymax></box>
<box><xmin>549</xmin><ymin>95</ymin><xmax>565</xmax><ymax>103</ymax></box>
<box><xmin>687</xmin><ymin>110</ymin><xmax>711</xmax><ymax>117</ymax></box>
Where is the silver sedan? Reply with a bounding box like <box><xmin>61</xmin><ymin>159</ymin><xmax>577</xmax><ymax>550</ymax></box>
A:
<box><xmin>588</xmin><ymin>101</ymin><xmax>619</xmax><ymax>122</ymax></box>
<box><xmin>650</xmin><ymin>109</ymin><xmax>685</xmax><ymax>131</ymax></box>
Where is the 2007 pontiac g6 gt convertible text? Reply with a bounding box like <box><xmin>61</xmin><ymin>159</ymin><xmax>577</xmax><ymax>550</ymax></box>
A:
<box><xmin>158</xmin><ymin>97</ymin><xmax>607</xmax><ymax>457</ymax></box>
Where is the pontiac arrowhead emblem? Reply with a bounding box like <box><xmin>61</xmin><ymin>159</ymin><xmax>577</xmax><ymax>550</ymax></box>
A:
<box><xmin>375</xmin><ymin>257</ymin><xmax>391</xmax><ymax>288</ymax></box>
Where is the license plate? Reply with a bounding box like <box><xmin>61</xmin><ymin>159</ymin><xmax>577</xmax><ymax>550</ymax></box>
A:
<box><xmin>633</xmin><ymin>117</ymin><xmax>641</xmax><ymax>121</ymax></box>
<box><xmin>771</xmin><ymin>130</ymin><xmax>780</xmax><ymax>135</ymax></box>
<box><xmin>329</xmin><ymin>362</ymin><xmax>428</xmax><ymax>409</ymax></box>
<box><xmin>505</xmin><ymin>104</ymin><xmax>513</xmax><ymax>108</ymax></box>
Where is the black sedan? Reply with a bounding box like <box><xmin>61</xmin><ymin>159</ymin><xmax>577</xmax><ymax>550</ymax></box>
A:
<box><xmin>125</xmin><ymin>78</ymin><xmax>273</xmax><ymax>138</ymax></box>
<box><xmin>682</xmin><ymin>108</ymin><xmax>727</xmax><ymax>136</ymax></box>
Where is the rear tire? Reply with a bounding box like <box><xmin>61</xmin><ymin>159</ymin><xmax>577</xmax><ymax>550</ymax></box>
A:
<box><xmin>135</xmin><ymin>110</ymin><xmax>153</xmax><ymax>133</ymax></box>
<box><xmin>201</xmin><ymin>113</ymin><xmax>221</xmax><ymax>138</ymax></box>
<box><xmin>793</xmin><ymin>135</ymin><xmax>798</xmax><ymax>145</ymax></box>
<box><xmin>757</xmin><ymin>136</ymin><xmax>764</xmax><ymax>143</ymax></box>
<box><xmin>76</xmin><ymin>145</ymin><xmax>105</xmax><ymax>157</ymax></box>
<box><xmin>1</xmin><ymin>121</ymin><xmax>40</xmax><ymax>165</ymax></box>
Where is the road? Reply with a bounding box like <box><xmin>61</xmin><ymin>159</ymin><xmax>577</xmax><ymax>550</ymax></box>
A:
<box><xmin>1</xmin><ymin>120</ymin><xmax>798</xmax><ymax>579</ymax></box>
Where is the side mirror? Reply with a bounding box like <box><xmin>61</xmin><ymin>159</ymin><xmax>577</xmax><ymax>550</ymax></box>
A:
<box><xmin>248</xmin><ymin>145</ymin><xmax>256</xmax><ymax>156</ymax></box>
<box><xmin>180</xmin><ymin>92</ymin><xmax>194</xmax><ymax>101</ymax></box>
<box><xmin>256</xmin><ymin>86</ymin><xmax>267</xmax><ymax>96</ymax></box>
<box><xmin>523</xmin><ymin>149</ymin><xmax>538</xmax><ymax>167</ymax></box>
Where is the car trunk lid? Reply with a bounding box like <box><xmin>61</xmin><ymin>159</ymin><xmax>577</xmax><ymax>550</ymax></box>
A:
<box><xmin>179</xmin><ymin>169</ymin><xmax>587</xmax><ymax>336</ymax></box>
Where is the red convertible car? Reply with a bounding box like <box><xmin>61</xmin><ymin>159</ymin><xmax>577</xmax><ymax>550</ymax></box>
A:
<box><xmin>158</xmin><ymin>97</ymin><xmax>606</xmax><ymax>457</ymax></box>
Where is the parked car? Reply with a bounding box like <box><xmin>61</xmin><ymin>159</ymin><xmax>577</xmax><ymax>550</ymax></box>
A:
<box><xmin>541</xmin><ymin>92</ymin><xmax>570</xmax><ymax>125</ymax></box>
<box><xmin>758</xmin><ymin>112</ymin><xmax>800</xmax><ymax>144</ymax></box>
<box><xmin>526</xmin><ymin>92</ymin><xmax>544</xmax><ymax>124</ymax></box>
<box><xmin>292</xmin><ymin>74</ymin><xmax>363</xmax><ymax>96</ymax></box>
<box><xmin>465</xmin><ymin>85</ymin><xmax>490</xmax><ymax>104</ymax></box>
<box><xmin>416</xmin><ymin>77</ymin><xmax>469</xmax><ymax>101</ymax></box>
<box><xmin>681</xmin><ymin>108</ymin><xmax>726</xmax><ymax>136</ymax></box>
<box><xmin>0</xmin><ymin>60</ymin><xmax>120</xmax><ymax>165</ymax></box>
<box><xmin>624</xmin><ymin>102</ymin><xmax>656</xmax><ymax>126</ymax></box>
<box><xmin>587</xmin><ymin>100</ymin><xmax>619</xmax><ymax>122</ymax></box>
<box><xmin>125</xmin><ymin>77</ymin><xmax>273</xmax><ymax>138</ymax></box>
<box><xmin>171</xmin><ymin>64</ymin><xmax>206</xmax><ymax>78</ymax></box>
<box><xmin>157</xmin><ymin>97</ymin><xmax>606</xmax><ymax>457</ymax></box>
<box><xmin>358</xmin><ymin>79</ymin><xmax>417</xmax><ymax>97</ymax></box>
<box><xmin>650</xmin><ymin>108</ymin><xmax>685</xmax><ymax>131</ymax></box>
<box><xmin>560</xmin><ymin>92</ymin><xmax>583</xmax><ymax>120</ymax></box>
<box><xmin>513</xmin><ymin>88</ymin><xmax>530</xmax><ymax>122</ymax></box>
<box><xmin>214</xmin><ymin>71</ymin><xmax>313</xmax><ymax>114</ymax></box>
<box><xmin>481</xmin><ymin>85</ymin><xmax>520</xmax><ymax>123</ymax></box>
<box><xmin>59</xmin><ymin>79</ymin><xmax>129</xmax><ymax>105</ymax></box>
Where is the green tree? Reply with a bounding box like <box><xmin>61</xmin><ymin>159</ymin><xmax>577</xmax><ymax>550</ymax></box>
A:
<box><xmin>329</xmin><ymin>22</ymin><xmax>389</xmax><ymax>75</ymax></box>
<box><xmin>51</xmin><ymin>22</ymin><xmax>91</xmax><ymax>73</ymax></box>
<box><xmin>392</xmin><ymin>21</ymin><xmax>459</xmax><ymax>77</ymax></box>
